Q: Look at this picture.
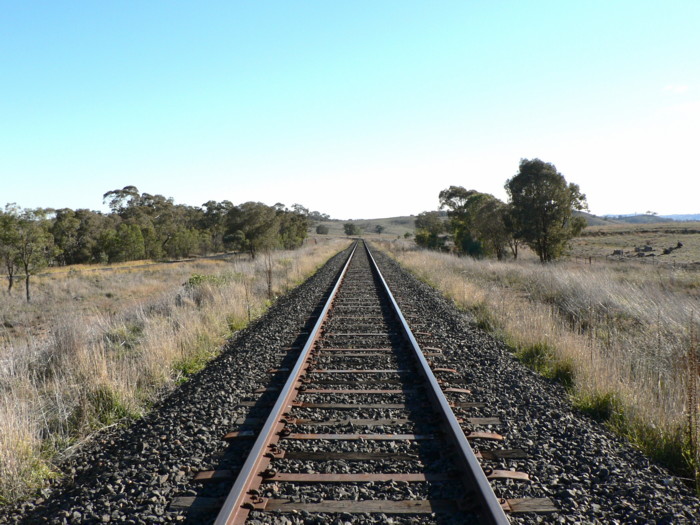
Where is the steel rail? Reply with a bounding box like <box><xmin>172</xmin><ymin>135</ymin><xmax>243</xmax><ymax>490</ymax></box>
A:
<box><xmin>364</xmin><ymin>242</ymin><xmax>510</xmax><ymax>525</ymax></box>
<box><xmin>213</xmin><ymin>242</ymin><xmax>358</xmax><ymax>525</ymax></box>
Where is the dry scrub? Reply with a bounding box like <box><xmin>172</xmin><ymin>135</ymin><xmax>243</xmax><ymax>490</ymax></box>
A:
<box><xmin>381</xmin><ymin>242</ymin><xmax>700</xmax><ymax>490</ymax></box>
<box><xmin>0</xmin><ymin>240</ymin><xmax>348</xmax><ymax>503</ymax></box>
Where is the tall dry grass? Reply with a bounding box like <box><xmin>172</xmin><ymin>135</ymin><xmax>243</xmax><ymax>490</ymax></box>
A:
<box><xmin>380</xmin><ymin>241</ymin><xmax>700</xmax><ymax>489</ymax></box>
<box><xmin>0</xmin><ymin>240</ymin><xmax>348</xmax><ymax>503</ymax></box>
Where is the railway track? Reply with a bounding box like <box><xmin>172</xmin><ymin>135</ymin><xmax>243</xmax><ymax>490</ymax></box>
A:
<box><xmin>178</xmin><ymin>241</ymin><xmax>555</xmax><ymax>524</ymax></box>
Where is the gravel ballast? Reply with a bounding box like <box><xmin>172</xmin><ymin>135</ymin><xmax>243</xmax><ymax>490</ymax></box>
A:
<box><xmin>370</xmin><ymin>246</ymin><xmax>700</xmax><ymax>524</ymax></box>
<box><xmin>2</xmin><ymin>242</ymin><xmax>699</xmax><ymax>524</ymax></box>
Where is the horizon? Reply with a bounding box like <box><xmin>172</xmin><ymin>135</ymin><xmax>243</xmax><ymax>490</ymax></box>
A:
<box><xmin>2</xmin><ymin>2</ymin><xmax>699</xmax><ymax>219</ymax></box>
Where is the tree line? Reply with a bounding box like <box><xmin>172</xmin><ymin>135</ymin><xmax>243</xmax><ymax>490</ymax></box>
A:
<box><xmin>0</xmin><ymin>186</ymin><xmax>314</xmax><ymax>301</ymax></box>
<box><xmin>415</xmin><ymin>159</ymin><xmax>588</xmax><ymax>262</ymax></box>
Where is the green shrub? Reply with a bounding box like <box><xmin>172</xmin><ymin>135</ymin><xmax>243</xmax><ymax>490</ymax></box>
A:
<box><xmin>103</xmin><ymin>322</ymin><xmax>143</xmax><ymax>353</ymax></box>
<box><xmin>71</xmin><ymin>385</ymin><xmax>139</xmax><ymax>430</ymax></box>
<box><xmin>516</xmin><ymin>342</ymin><xmax>574</xmax><ymax>389</ymax></box>
<box><xmin>173</xmin><ymin>334</ymin><xmax>220</xmax><ymax>383</ymax></box>
<box><xmin>470</xmin><ymin>302</ymin><xmax>500</xmax><ymax>333</ymax></box>
<box><xmin>226</xmin><ymin>314</ymin><xmax>247</xmax><ymax>333</ymax></box>
<box><xmin>185</xmin><ymin>273</ymin><xmax>230</xmax><ymax>288</ymax></box>
<box><xmin>573</xmin><ymin>390</ymin><xmax>621</xmax><ymax>421</ymax></box>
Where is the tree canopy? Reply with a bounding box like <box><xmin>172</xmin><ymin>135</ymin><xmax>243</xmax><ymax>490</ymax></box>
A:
<box><xmin>438</xmin><ymin>187</ymin><xmax>514</xmax><ymax>258</ymax></box>
<box><xmin>0</xmin><ymin>188</ymin><xmax>315</xmax><ymax>300</ymax></box>
<box><xmin>422</xmin><ymin>159</ymin><xmax>586</xmax><ymax>262</ymax></box>
<box><xmin>505</xmin><ymin>158</ymin><xmax>587</xmax><ymax>262</ymax></box>
<box><xmin>414</xmin><ymin>211</ymin><xmax>446</xmax><ymax>250</ymax></box>
<box><xmin>343</xmin><ymin>223</ymin><xmax>362</xmax><ymax>236</ymax></box>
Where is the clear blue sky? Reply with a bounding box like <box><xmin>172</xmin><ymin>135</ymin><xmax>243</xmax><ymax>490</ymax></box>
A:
<box><xmin>2</xmin><ymin>1</ymin><xmax>698</xmax><ymax>219</ymax></box>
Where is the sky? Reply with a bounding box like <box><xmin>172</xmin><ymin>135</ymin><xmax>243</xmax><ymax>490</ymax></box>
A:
<box><xmin>1</xmin><ymin>1</ymin><xmax>699</xmax><ymax>219</ymax></box>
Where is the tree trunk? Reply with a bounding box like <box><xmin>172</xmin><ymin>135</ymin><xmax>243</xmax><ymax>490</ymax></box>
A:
<box><xmin>264</xmin><ymin>251</ymin><xmax>274</xmax><ymax>300</ymax></box>
<box><xmin>7</xmin><ymin>266</ymin><xmax>15</xmax><ymax>295</ymax></box>
<box><xmin>23</xmin><ymin>261</ymin><xmax>31</xmax><ymax>302</ymax></box>
<box><xmin>4</xmin><ymin>261</ymin><xmax>14</xmax><ymax>294</ymax></box>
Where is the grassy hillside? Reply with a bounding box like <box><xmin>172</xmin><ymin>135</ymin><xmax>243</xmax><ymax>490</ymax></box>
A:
<box><xmin>575</xmin><ymin>210</ymin><xmax>619</xmax><ymax>226</ymax></box>
<box><xmin>310</xmin><ymin>215</ymin><xmax>418</xmax><ymax>238</ymax></box>
<box><xmin>570</xmin><ymin>221</ymin><xmax>700</xmax><ymax>264</ymax></box>
<box><xmin>604</xmin><ymin>214</ymin><xmax>676</xmax><ymax>224</ymax></box>
<box><xmin>311</xmin><ymin>211</ymin><xmax>674</xmax><ymax>238</ymax></box>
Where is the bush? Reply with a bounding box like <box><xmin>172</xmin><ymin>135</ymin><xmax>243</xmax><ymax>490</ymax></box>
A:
<box><xmin>573</xmin><ymin>390</ymin><xmax>621</xmax><ymax>421</ymax></box>
<box><xmin>516</xmin><ymin>342</ymin><xmax>574</xmax><ymax>389</ymax></box>
<box><xmin>316</xmin><ymin>224</ymin><xmax>329</xmax><ymax>235</ymax></box>
<box><xmin>343</xmin><ymin>223</ymin><xmax>362</xmax><ymax>236</ymax></box>
<box><xmin>185</xmin><ymin>273</ymin><xmax>230</xmax><ymax>288</ymax></box>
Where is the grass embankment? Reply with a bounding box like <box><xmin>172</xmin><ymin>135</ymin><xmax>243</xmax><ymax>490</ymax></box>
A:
<box><xmin>381</xmin><ymin>242</ymin><xmax>700</xmax><ymax>492</ymax></box>
<box><xmin>0</xmin><ymin>239</ymin><xmax>349</xmax><ymax>503</ymax></box>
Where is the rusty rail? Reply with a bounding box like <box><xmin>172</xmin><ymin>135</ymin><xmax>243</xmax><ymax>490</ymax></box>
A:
<box><xmin>213</xmin><ymin>242</ymin><xmax>358</xmax><ymax>525</ymax></box>
<box><xmin>365</xmin><ymin>243</ymin><xmax>510</xmax><ymax>524</ymax></box>
<box><xmin>213</xmin><ymin>241</ymin><xmax>514</xmax><ymax>524</ymax></box>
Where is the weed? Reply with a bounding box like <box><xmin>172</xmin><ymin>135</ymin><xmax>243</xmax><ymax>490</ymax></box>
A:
<box><xmin>185</xmin><ymin>273</ymin><xmax>230</xmax><ymax>288</ymax></box>
<box><xmin>73</xmin><ymin>385</ymin><xmax>140</xmax><ymax>429</ymax></box>
<box><xmin>612</xmin><ymin>417</ymin><xmax>689</xmax><ymax>481</ymax></box>
<box><xmin>471</xmin><ymin>302</ymin><xmax>500</xmax><ymax>333</ymax></box>
<box><xmin>573</xmin><ymin>390</ymin><xmax>621</xmax><ymax>421</ymax></box>
<box><xmin>226</xmin><ymin>314</ymin><xmax>247</xmax><ymax>333</ymax></box>
<box><xmin>173</xmin><ymin>335</ymin><xmax>219</xmax><ymax>381</ymax></box>
<box><xmin>516</xmin><ymin>342</ymin><xmax>575</xmax><ymax>389</ymax></box>
<box><xmin>103</xmin><ymin>322</ymin><xmax>144</xmax><ymax>353</ymax></box>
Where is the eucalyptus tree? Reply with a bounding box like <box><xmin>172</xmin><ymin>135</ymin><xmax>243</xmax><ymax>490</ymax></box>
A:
<box><xmin>226</xmin><ymin>202</ymin><xmax>281</xmax><ymax>258</ymax></box>
<box><xmin>278</xmin><ymin>205</ymin><xmax>309</xmax><ymax>249</ymax></box>
<box><xmin>505</xmin><ymin>158</ymin><xmax>587</xmax><ymax>262</ymax></box>
<box><xmin>15</xmin><ymin>209</ymin><xmax>55</xmax><ymax>302</ymax></box>
<box><xmin>201</xmin><ymin>200</ymin><xmax>234</xmax><ymax>252</ymax></box>
<box><xmin>414</xmin><ymin>211</ymin><xmax>445</xmax><ymax>250</ymax></box>
<box><xmin>0</xmin><ymin>206</ymin><xmax>20</xmax><ymax>293</ymax></box>
<box><xmin>438</xmin><ymin>186</ymin><xmax>483</xmax><ymax>256</ymax></box>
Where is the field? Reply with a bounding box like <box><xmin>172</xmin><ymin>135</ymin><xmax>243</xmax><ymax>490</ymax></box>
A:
<box><xmin>379</xmin><ymin>233</ymin><xmax>700</xmax><ymax>490</ymax></box>
<box><xmin>569</xmin><ymin>221</ymin><xmax>700</xmax><ymax>265</ymax></box>
<box><xmin>310</xmin><ymin>215</ymin><xmax>417</xmax><ymax>238</ymax></box>
<box><xmin>313</xmin><ymin>215</ymin><xmax>700</xmax><ymax>266</ymax></box>
<box><xmin>0</xmin><ymin>238</ymin><xmax>350</xmax><ymax>502</ymax></box>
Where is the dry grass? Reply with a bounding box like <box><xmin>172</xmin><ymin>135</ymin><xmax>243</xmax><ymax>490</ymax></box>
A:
<box><xmin>380</xmin><ymin>241</ymin><xmax>700</xmax><ymax>489</ymax></box>
<box><xmin>570</xmin><ymin>221</ymin><xmax>700</xmax><ymax>265</ymax></box>
<box><xmin>0</xmin><ymin>240</ymin><xmax>349</xmax><ymax>503</ymax></box>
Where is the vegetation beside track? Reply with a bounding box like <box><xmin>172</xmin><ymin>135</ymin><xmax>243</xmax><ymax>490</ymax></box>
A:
<box><xmin>379</xmin><ymin>241</ymin><xmax>700</xmax><ymax>494</ymax></box>
<box><xmin>0</xmin><ymin>239</ymin><xmax>349</xmax><ymax>503</ymax></box>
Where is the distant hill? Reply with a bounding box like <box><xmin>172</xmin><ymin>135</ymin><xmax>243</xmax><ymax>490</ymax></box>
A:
<box><xmin>660</xmin><ymin>214</ymin><xmax>700</xmax><ymax>221</ymax></box>
<box><xmin>602</xmin><ymin>214</ymin><xmax>676</xmax><ymax>224</ymax></box>
<box><xmin>310</xmin><ymin>211</ymin><xmax>699</xmax><ymax>239</ymax></box>
<box><xmin>310</xmin><ymin>215</ymin><xmax>418</xmax><ymax>237</ymax></box>
<box><xmin>575</xmin><ymin>211</ymin><xmax>619</xmax><ymax>226</ymax></box>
